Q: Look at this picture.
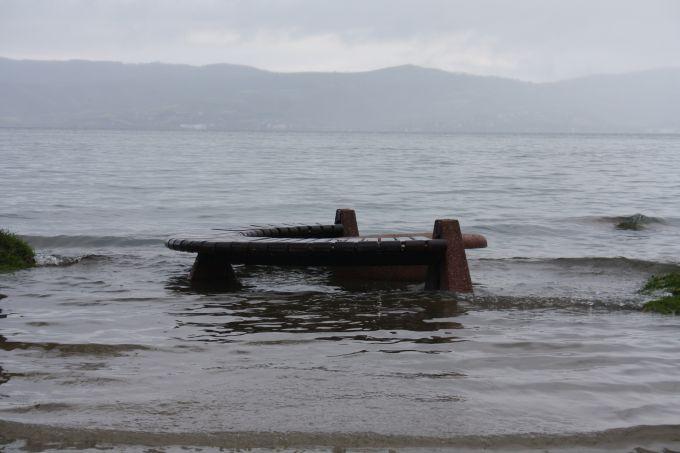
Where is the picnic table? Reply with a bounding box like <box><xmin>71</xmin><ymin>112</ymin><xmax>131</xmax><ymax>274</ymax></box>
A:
<box><xmin>166</xmin><ymin>209</ymin><xmax>487</xmax><ymax>292</ymax></box>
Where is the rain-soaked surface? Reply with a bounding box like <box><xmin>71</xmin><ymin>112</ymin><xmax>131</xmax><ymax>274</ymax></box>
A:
<box><xmin>1</xmin><ymin>129</ymin><xmax>680</xmax><ymax>451</ymax></box>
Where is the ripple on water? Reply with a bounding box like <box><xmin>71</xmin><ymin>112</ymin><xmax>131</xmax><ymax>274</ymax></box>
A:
<box><xmin>0</xmin><ymin>336</ymin><xmax>151</xmax><ymax>357</ymax></box>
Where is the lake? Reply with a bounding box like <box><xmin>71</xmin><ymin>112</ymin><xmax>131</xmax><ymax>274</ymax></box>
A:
<box><xmin>1</xmin><ymin>128</ymin><xmax>680</xmax><ymax>451</ymax></box>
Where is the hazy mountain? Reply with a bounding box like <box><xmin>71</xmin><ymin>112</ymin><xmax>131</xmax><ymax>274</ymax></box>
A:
<box><xmin>1</xmin><ymin>58</ymin><xmax>679</xmax><ymax>133</ymax></box>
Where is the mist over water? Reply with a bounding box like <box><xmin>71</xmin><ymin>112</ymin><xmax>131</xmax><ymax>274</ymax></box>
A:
<box><xmin>1</xmin><ymin>128</ymin><xmax>680</xmax><ymax>450</ymax></box>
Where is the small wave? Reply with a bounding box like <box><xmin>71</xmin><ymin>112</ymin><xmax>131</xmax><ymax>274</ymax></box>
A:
<box><xmin>0</xmin><ymin>213</ymin><xmax>31</xmax><ymax>219</ymax></box>
<box><xmin>478</xmin><ymin>256</ymin><xmax>680</xmax><ymax>272</ymax></box>
<box><xmin>614</xmin><ymin>214</ymin><xmax>666</xmax><ymax>230</ymax></box>
<box><xmin>0</xmin><ymin>403</ymin><xmax>74</xmax><ymax>414</ymax></box>
<box><xmin>468</xmin><ymin>295</ymin><xmax>644</xmax><ymax>311</ymax></box>
<box><xmin>0</xmin><ymin>337</ymin><xmax>151</xmax><ymax>356</ymax></box>
<box><xmin>472</xmin><ymin>223</ymin><xmax>560</xmax><ymax>236</ymax></box>
<box><xmin>21</xmin><ymin>235</ymin><xmax>163</xmax><ymax>248</ymax></box>
<box><xmin>472</xmin><ymin>257</ymin><xmax>680</xmax><ymax>307</ymax></box>
<box><xmin>35</xmin><ymin>253</ymin><xmax>109</xmax><ymax>267</ymax></box>
<box><xmin>550</xmin><ymin>256</ymin><xmax>680</xmax><ymax>271</ymax></box>
<box><xmin>586</xmin><ymin>213</ymin><xmax>670</xmax><ymax>230</ymax></box>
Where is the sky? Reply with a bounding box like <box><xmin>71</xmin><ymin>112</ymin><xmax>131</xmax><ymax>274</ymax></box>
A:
<box><xmin>1</xmin><ymin>0</ymin><xmax>679</xmax><ymax>82</ymax></box>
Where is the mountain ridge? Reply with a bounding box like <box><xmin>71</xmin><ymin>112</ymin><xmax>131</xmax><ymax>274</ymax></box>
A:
<box><xmin>1</xmin><ymin>57</ymin><xmax>678</xmax><ymax>133</ymax></box>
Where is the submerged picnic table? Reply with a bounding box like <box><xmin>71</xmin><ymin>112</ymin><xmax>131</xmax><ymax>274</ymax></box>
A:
<box><xmin>167</xmin><ymin>209</ymin><xmax>487</xmax><ymax>292</ymax></box>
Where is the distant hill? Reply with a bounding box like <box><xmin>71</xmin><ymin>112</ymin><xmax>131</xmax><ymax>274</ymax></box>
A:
<box><xmin>1</xmin><ymin>58</ymin><xmax>679</xmax><ymax>133</ymax></box>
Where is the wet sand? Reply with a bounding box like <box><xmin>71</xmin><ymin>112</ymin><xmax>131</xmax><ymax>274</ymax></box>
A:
<box><xmin>2</xmin><ymin>419</ymin><xmax>680</xmax><ymax>452</ymax></box>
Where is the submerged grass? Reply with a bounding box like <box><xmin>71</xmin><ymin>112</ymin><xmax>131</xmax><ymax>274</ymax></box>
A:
<box><xmin>641</xmin><ymin>271</ymin><xmax>680</xmax><ymax>314</ymax></box>
<box><xmin>0</xmin><ymin>230</ymin><xmax>36</xmax><ymax>272</ymax></box>
<box><xmin>615</xmin><ymin>213</ymin><xmax>662</xmax><ymax>231</ymax></box>
<box><xmin>642</xmin><ymin>296</ymin><xmax>680</xmax><ymax>315</ymax></box>
<box><xmin>642</xmin><ymin>273</ymin><xmax>680</xmax><ymax>294</ymax></box>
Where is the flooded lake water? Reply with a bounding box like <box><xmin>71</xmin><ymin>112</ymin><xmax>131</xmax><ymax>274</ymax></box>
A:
<box><xmin>1</xmin><ymin>129</ymin><xmax>680</xmax><ymax>451</ymax></box>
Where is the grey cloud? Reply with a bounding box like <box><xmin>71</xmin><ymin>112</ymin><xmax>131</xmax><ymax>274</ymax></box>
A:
<box><xmin>1</xmin><ymin>0</ymin><xmax>678</xmax><ymax>81</ymax></box>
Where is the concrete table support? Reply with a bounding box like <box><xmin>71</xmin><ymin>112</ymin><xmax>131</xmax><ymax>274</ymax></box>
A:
<box><xmin>190</xmin><ymin>253</ymin><xmax>242</xmax><ymax>289</ymax></box>
<box><xmin>424</xmin><ymin>219</ymin><xmax>473</xmax><ymax>292</ymax></box>
<box><xmin>334</xmin><ymin>208</ymin><xmax>359</xmax><ymax>237</ymax></box>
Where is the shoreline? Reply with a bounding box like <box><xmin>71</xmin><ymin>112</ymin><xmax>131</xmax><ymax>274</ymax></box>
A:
<box><xmin>2</xmin><ymin>419</ymin><xmax>680</xmax><ymax>451</ymax></box>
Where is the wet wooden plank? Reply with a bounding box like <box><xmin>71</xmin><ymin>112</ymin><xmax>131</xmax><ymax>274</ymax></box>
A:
<box><xmin>271</xmin><ymin>238</ymin><xmax>298</xmax><ymax>244</ymax></box>
<box><xmin>247</xmin><ymin>241</ymin><xmax>270</xmax><ymax>253</ymax></box>
<box><xmin>356</xmin><ymin>239</ymin><xmax>380</xmax><ymax>253</ymax></box>
<box><xmin>288</xmin><ymin>241</ymin><xmax>312</xmax><ymax>251</ymax></box>
<box><xmin>267</xmin><ymin>242</ymin><xmax>290</xmax><ymax>253</ymax></box>
<box><xmin>307</xmin><ymin>225</ymin><xmax>323</xmax><ymax>235</ymax></box>
<box><xmin>248</xmin><ymin>237</ymin><xmax>285</xmax><ymax>243</ymax></box>
<box><xmin>333</xmin><ymin>240</ymin><xmax>357</xmax><ymax>253</ymax></box>
<box><xmin>214</xmin><ymin>242</ymin><xmax>232</xmax><ymax>254</ymax></box>
<box><xmin>378</xmin><ymin>238</ymin><xmax>402</xmax><ymax>252</ymax></box>
<box><xmin>402</xmin><ymin>240</ymin><xmax>428</xmax><ymax>252</ymax></box>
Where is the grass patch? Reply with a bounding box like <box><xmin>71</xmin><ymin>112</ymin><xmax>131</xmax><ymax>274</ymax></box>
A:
<box><xmin>642</xmin><ymin>273</ymin><xmax>680</xmax><ymax>295</ymax></box>
<box><xmin>642</xmin><ymin>295</ymin><xmax>680</xmax><ymax>315</ymax></box>
<box><xmin>641</xmin><ymin>271</ymin><xmax>680</xmax><ymax>314</ymax></box>
<box><xmin>0</xmin><ymin>230</ymin><xmax>36</xmax><ymax>272</ymax></box>
<box><xmin>614</xmin><ymin>213</ymin><xmax>666</xmax><ymax>231</ymax></box>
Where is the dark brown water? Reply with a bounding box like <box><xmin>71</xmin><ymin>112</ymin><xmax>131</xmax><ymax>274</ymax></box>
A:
<box><xmin>1</xmin><ymin>129</ymin><xmax>680</xmax><ymax>451</ymax></box>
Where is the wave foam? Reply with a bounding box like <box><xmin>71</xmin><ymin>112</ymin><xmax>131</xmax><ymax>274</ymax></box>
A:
<box><xmin>23</xmin><ymin>235</ymin><xmax>162</xmax><ymax>248</ymax></box>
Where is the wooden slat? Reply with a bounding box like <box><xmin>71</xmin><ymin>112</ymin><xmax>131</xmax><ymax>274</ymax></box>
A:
<box><xmin>356</xmin><ymin>240</ymin><xmax>380</xmax><ymax>253</ymax></box>
<box><xmin>248</xmin><ymin>237</ymin><xmax>284</xmax><ymax>243</ymax></box>
<box><xmin>333</xmin><ymin>240</ymin><xmax>357</xmax><ymax>253</ymax></box>
<box><xmin>214</xmin><ymin>242</ymin><xmax>232</xmax><ymax>254</ymax></box>
<box><xmin>307</xmin><ymin>225</ymin><xmax>323</xmax><ymax>235</ymax></box>
<box><xmin>271</xmin><ymin>237</ymin><xmax>297</xmax><ymax>243</ymax></box>
<box><xmin>267</xmin><ymin>242</ymin><xmax>289</xmax><ymax>253</ymax></box>
<box><xmin>402</xmin><ymin>240</ymin><xmax>427</xmax><ymax>252</ymax></box>
<box><xmin>288</xmin><ymin>241</ymin><xmax>313</xmax><ymax>253</ymax></box>
<box><xmin>379</xmin><ymin>239</ymin><xmax>402</xmax><ymax>252</ymax></box>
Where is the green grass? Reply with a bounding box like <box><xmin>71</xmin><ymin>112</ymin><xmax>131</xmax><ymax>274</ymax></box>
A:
<box><xmin>642</xmin><ymin>272</ymin><xmax>680</xmax><ymax>295</ymax></box>
<box><xmin>614</xmin><ymin>213</ymin><xmax>666</xmax><ymax>231</ymax></box>
<box><xmin>616</xmin><ymin>214</ymin><xmax>651</xmax><ymax>230</ymax></box>
<box><xmin>0</xmin><ymin>230</ymin><xmax>36</xmax><ymax>272</ymax></box>
<box><xmin>641</xmin><ymin>271</ymin><xmax>680</xmax><ymax>314</ymax></box>
<box><xmin>642</xmin><ymin>295</ymin><xmax>680</xmax><ymax>315</ymax></box>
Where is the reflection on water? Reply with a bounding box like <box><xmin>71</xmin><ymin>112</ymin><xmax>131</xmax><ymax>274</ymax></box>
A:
<box><xmin>0</xmin><ymin>366</ymin><xmax>10</xmax><ymax>386</ymax></box>
<box><xmin>169</xmin><ymin>269</ymin><xmax>464</xmax><ymax>344</ymax></box>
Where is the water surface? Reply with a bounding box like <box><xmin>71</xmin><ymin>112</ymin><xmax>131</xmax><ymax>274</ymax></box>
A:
<box><xmin>1</xmin><ymin>129</ymin><xmax>680</xmax><ymax>450</ymax></box>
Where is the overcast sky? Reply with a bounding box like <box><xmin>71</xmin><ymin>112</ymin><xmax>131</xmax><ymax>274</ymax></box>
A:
<box><xmin>1</xmin><ymin>0</ymin><xmax>679</xmax><ymax>81</ymax></box>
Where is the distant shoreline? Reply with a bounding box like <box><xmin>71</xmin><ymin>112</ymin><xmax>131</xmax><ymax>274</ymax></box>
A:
<box><xmin>2</xmin><ymin>126</ymin><xmax>680</xmax><ymax>137</ymax></box>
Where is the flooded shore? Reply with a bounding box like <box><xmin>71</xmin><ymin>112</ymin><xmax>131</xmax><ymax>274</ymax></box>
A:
<box><xmin>1</xmin><ymin>129</ymin><xmax>680</xmax><ymax>451</ymax></box>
